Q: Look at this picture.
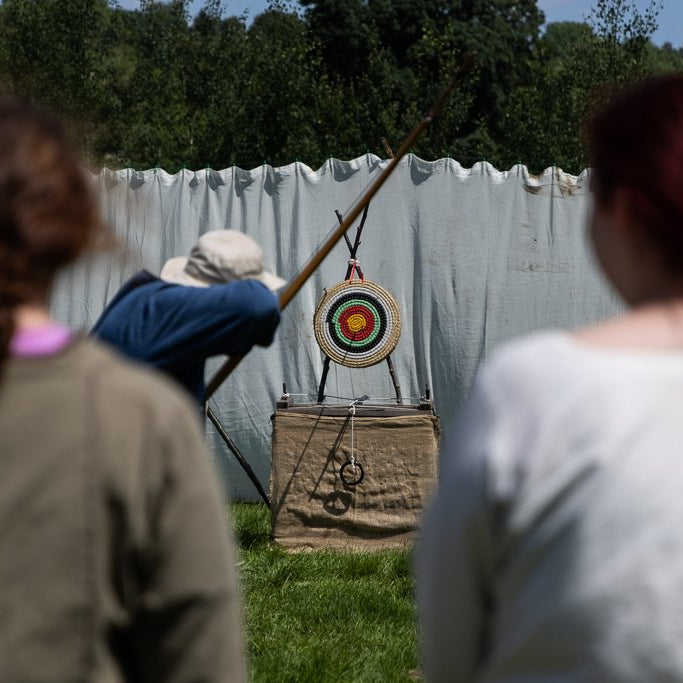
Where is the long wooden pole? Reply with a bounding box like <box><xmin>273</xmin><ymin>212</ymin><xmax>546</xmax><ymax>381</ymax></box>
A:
<box><xmin>204</xmin><ymin>56</ymin><xmax>473</xmax><ymax>401</ymax></box>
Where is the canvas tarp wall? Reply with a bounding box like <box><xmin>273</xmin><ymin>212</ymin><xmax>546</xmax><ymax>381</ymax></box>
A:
<box><xmin>51</xmin><ymin>155</ymin><xmax>622</xmax><ymax>500</ymax></box>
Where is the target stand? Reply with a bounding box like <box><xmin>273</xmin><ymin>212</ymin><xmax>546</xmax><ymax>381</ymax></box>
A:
<box><xmin>270</xmin><ymin>206</ymin><xmax>440</xmax><ymax>551</ymax></box>
<box><xmin>315</xmin><ymin>207</ymin><xmax>403</xmax><ymax>404</ymax></box>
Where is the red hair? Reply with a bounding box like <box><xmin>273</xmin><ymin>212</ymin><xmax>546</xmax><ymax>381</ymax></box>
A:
<box><xmin>587</xmin><ymin>74</ymin><xmax>683</xmax><ymax>268</ymax></box>
<box><xmin>0</xmin><ymin>100</ymin><xmax>100</xmax><ymax>370</ymax></box>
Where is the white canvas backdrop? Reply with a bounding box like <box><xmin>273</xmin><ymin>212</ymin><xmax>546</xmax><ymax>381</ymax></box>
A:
<box><xmin>51</xmin><ymin>155</ymin><xmax>622</xmax><ymax>500</ymax></box>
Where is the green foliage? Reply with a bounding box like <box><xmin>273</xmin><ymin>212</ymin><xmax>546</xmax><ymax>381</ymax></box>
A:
<box><xmin>0</xmin><ymin>0</ymin><xmax>119</xmax><ymax>158</ymax></box>
<box><xmin>500</xmin><ymin>0</ymin><xmax>665</xmax><ymax>172</ymax></box>
<box><xmin>231</xmin><ymin>8</ymin><xmax>327</xmax><ymax>165</ymax></box>
<box><xmin>231</xmin><ymin>503</ymin><xmax>420</xmax><ymax>682</ymax></box>
<box><xmin>0</xmin><ymin>0</ymin><xmax>676</xmax><ymax>172</ymax></box>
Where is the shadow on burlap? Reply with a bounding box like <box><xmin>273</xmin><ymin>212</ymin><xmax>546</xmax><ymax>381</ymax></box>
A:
<box><xmin>270</xmin><ymin>409</ymin><xmax>440</xmax><ymax>551</ymax></box>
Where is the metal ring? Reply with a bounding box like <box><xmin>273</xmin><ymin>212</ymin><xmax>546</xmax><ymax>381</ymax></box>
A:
<box><xmin>340</xmin><ymin>460</ymin><xmax>364</xmax><ymax>486</ymax></box>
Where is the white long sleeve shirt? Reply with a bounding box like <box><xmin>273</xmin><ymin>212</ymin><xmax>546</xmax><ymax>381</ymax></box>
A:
<box><xmin>417</xmin><ymin>331</ymin><xmax>683</xmax><ymax>682</ymax></box>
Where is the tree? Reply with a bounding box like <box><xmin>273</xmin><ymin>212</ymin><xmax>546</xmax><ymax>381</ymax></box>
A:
<box><xmin>229</xmin><ymin>5</ymin><xmax>335</xmax><ymax>167</ymax></box>
<box><xmin>0</xmin><ymin>0</ymin><xmax>672</xmax><ymax>172</ymax></box>
<box><xmin>0</xmin><ymin>0</ymin><xmax>119</xmax><ymax>158</ymax></box>
<box><xmin>183</xmin><ymin>6</ymin><xmax>248</xmax><ymax>168</ymax></box>
<box><xmin>500</xmin><ymin>0</ymin><xmax>663</xmax><ymax>173</ymax></box>
<box><xmin>115</xmin><ymin>1</ymin><xmax>194</xmax><ymax>168</ymax></box>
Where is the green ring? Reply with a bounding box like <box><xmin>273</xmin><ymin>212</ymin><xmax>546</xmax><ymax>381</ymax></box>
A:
<box><xmin>331</xmin><ymin>298</ymin><xmax>384</xmax><ymax>346</ymax></box>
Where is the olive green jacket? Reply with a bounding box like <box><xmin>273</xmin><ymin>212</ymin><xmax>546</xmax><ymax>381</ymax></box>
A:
<box><xmin>0</xmin><ymin>337</ymin><xmax>244</xmax><ymax>682</ymax></box>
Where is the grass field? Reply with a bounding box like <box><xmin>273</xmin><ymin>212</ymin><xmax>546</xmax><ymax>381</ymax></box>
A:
<box><xmin>231</xmin><ymin>503</ymin><xmax>421</xmax><ymax>682</ymax></box>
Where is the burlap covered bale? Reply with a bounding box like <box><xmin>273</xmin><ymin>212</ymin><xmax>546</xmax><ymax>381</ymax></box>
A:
<box><xmin>270</xmin><ymin>407</ymin><xmax>440</xmax><ymax>551</ymax></box>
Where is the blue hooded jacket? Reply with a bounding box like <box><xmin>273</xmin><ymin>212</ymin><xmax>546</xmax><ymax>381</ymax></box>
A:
<box><xmin>92</xmin><ymin>271</ymin><xmax>280</xmax><ymax>403</ymax></box>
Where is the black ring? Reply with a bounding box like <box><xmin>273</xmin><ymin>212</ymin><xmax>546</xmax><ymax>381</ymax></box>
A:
<box><xmin>325</xmin><ymin>292</ymin><xmax>388</xmax><ymax>354</ymax></box>
<box><xmin>340</xmin><ymin>460</ymin><xmax>364</xmax><ymax>486</ymax></box>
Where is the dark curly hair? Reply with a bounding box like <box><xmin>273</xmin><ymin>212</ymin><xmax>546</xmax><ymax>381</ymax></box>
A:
<box><xmin>0</xmin><ymin>99</ymin><xmax>100</xmax><ymax>370</ymax></box>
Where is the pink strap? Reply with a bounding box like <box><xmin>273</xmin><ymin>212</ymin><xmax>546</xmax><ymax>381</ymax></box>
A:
<box><xmin>10</xmin><ymin>324</ymin><xmax>72</xmax><ymax>357</ymax></box>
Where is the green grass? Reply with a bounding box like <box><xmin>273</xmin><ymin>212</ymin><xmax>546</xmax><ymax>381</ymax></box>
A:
<box><xmin>231</xmin><ymin>503</ymin><xmax>421</xmax><ymax>682</ymax></box>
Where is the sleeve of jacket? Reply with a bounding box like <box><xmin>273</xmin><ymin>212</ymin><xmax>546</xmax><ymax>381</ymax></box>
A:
<box><xmin>145</xmin><ymin>279</ymin><xmax>281</xmax><ymax>368</ymax></box>
<box><xmin>415</xmin><ymin>362</ymin><xmax>507</xmax><ymax>682</ymax></box>
<box><xmin>129</xmin><ymin>394</ymin><xmax>246</xmax><ymax>683</ymax></box>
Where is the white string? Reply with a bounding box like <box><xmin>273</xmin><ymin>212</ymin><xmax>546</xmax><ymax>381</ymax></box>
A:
<box><xmin>348</xmin><ymin>402</ymin><xmax>357</xmax><ymax>471</ymax></box>
<box><xmin>322</xmin><ymin>394</ymin><xmax>422</xmax><ymax>404</ymax></box>
<box><xmin>348</xmin><ymin>366</ymin><xmax>356</xmax><ymax>406</ymax></box>
<box><xmin>280</xmin><ymin>393</ymin><xmax>424</xmax><ymax>404</ymax></box>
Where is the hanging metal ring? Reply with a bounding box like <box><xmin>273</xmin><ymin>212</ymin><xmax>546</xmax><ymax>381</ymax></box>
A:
<box><xmin>340</xmin><ymin>460</ymin><xmax>364</xmax><ymax>486</ymax></box>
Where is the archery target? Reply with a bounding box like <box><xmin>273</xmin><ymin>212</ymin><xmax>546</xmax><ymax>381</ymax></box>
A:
<box><xmin>314</xmin><ymin>280</ymin><xmax>402</xmax><ymax>368</ymax></box>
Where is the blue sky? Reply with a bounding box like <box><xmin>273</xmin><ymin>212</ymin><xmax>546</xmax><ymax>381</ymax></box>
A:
<box><xmin>538</xmin><ymin>0</ymin><xmax>683</xmax><ymax>47</ymax></box>
<box><xmin>117</xmin><ymin>1</ymin><xmax>683</xmax><ymax>48</ymax></box>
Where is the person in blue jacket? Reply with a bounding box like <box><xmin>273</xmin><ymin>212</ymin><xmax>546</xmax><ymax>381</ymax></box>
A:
<box><xmin>92</xmin><ymin>229</ymin><xmax>284</xmax><ymax>404</ymax></box>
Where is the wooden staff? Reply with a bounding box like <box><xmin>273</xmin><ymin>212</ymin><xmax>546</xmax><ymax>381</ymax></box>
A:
<box><xmin>204</xmin><ymin>55</ymin><xmax>474</xmax><ymax>401</ymax></box>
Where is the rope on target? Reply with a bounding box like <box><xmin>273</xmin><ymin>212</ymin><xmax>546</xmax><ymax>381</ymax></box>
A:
<box><xmin>339</xmin><ymin>399</ymin><xmax>365</xmax><ymax>486</ymax></box>
<box><xmin>313</xmin><ymin>279</ymin><xmax>402</xmax><ymax>368</ymax></box>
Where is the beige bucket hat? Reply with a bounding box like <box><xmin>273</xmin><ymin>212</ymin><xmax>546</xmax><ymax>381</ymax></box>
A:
<box><xmin>160</xmin><ymin>230</ymin><xmax>286</xmax><ymax>291</ymax></box>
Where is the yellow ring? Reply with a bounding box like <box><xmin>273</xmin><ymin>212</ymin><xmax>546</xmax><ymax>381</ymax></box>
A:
<box><xmin>347</xmin><ymin>313</ymin><xmax>367</xmax><ymax>333</ymax></box>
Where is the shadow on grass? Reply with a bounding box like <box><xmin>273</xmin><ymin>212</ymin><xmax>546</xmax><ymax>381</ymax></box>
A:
<box><xmin>237</xmin><ymin>525</ymin><xmax>271</xmax><ymax>550</ymax></box>
<box><xmin>231</xmin><ymin>502</ymin><xmax>272</xmax><ymax>550</ymax></box>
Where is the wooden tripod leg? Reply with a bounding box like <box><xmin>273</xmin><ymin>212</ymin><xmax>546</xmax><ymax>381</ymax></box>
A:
<box><xmin>317</xmin><ymin>356</ymin><xmax>332</xmax><ymax>403</ymax></box>
<box><xmin>386</xmin><ymin>355</ymin><xmax>403</xmax><ymax>405</ymax></box>
<box><xmin>206</xmin><ymin>405</ymin><xmax>271</xmax><ymax>508</ymax></box>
